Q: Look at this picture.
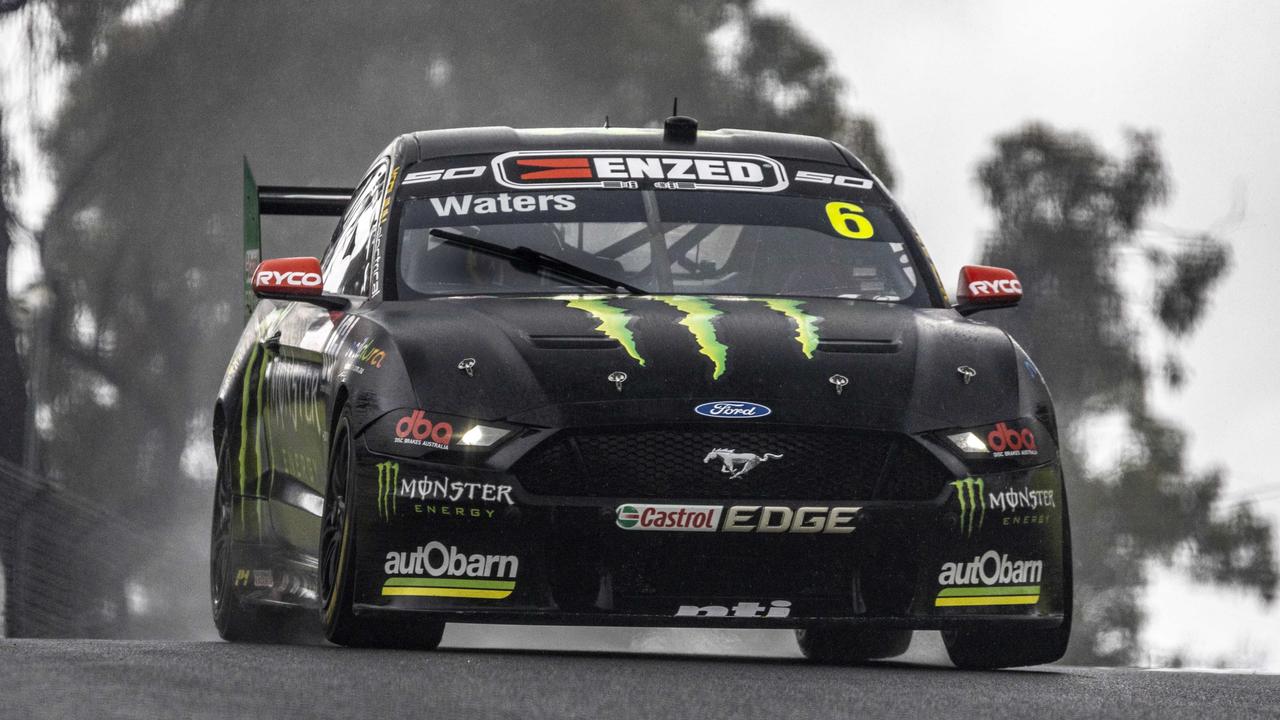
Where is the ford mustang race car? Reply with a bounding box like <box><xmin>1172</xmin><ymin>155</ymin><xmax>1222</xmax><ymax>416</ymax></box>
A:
<box><xmin>210</xmin><ymin>116</ymin><xmax>1071</xmax><ymax>669</ymax></box>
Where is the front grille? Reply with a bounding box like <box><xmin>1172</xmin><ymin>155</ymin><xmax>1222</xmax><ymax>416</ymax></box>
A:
<box><xmin>512</xmin><ymin>426</ymin><xmax>951</xmax><ymax>501</ymax></box>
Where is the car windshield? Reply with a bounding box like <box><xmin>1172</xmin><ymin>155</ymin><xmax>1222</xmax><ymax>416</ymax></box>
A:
<box><xmin>397</xmin><ymin>189</ymin><xmax>925</xmax><ymax>303</ymax></box>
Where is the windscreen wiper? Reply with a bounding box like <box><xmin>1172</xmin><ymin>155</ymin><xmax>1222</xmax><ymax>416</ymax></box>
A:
<box><xmin>428</xmin><ymin>228</ymin><xmax>647</xmax><ymax>295</ymax></box>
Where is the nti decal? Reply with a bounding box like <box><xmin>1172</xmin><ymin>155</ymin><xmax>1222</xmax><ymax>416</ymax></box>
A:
<box><xmin>492</xmin><ymin>150</ymin><xmax>789</xmax><ymax>193</ymax></box>
<box><xmin>383</xmin><ymin>541</ymin><xmax>518</xmax><ymax>599</ymax></box>
<box><xmin>951</xmin><ymin>477</ymin><xmax>985</xmax><ymax>537</ymax></box>
<box><xmin>558</xmin><ymin>295</ymin><xmax>823</xmax><ymax>379</ymax></box>
<box><xmin>616</xmin><ymin>504</ymin><xmax>859</xmax><ymax>534</ymax></box>
<box><xmin>935</xmin><ymin>550</ymin><xmax>1043</xmax><ymax>607</ymax></box>
<box><xmin>675</xmin><ymin>600</ymin><xmax>791</xmax><ymax>618</ymax></box>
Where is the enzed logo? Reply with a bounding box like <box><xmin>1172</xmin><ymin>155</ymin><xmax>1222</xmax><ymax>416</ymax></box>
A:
<box><xmin>383</xmin><ymin>541</ymin><xmax>518</xmax><ymax>600</ymax></box>
<box><xmin>935</xmin><ymin>550</ymin><xmax>1043</xmax><ymax>608</ymax></box>
<box><xmin>493</xmin><ymin>150</ymin><xmax>788</xmax><ymax>193</ymax></box>
<box><xmin>951</xmin><ymin>477</ymin><xmax>986</xmax><ymax>537</ymax></box>
<box><xmin>375</xmin><ymin>461</ymin><xmax>399</xmax><ymax>521</ymax></box>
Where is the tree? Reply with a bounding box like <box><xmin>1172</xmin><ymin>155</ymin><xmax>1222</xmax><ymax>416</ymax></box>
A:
<box><xmin>25</xmin><ymin>0</ymin><xmax>892</xmax><ymax>637</ymax></box>
<box><xmin>976</xmin><ymin>123</ymin><xmax>1276</xmax><ymax>664</ymax></box>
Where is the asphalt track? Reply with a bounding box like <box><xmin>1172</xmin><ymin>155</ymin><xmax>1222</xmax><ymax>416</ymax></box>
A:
<box><xmin>3</xmin><ymin>630</ymin><xmax>1278</xmax><ymax>720</ymax></box>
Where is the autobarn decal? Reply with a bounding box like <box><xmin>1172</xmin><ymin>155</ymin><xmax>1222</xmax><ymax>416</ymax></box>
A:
<box><xmin>491</xmin><ymin>150</ymin><xmax>789</xmax><ymax>193</ymax></box>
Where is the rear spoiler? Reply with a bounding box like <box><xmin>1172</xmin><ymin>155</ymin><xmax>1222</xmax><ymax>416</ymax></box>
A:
<box><xmin>242</xmin><ymin>157</ymin><xmax>352</xmax><ymax>321</ymax></box>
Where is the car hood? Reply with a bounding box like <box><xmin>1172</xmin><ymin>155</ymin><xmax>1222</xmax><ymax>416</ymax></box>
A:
<box><xmin>372</xmin><ymin>295</ymin><xmax>1018</xmax><ymax>433</ymax></box>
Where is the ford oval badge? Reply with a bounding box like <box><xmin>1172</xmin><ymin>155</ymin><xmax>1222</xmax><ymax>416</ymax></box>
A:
<box><xmin>694</xmin><ymin>401</ymin><xmax>772</xmax><ymax>419</ymax></box>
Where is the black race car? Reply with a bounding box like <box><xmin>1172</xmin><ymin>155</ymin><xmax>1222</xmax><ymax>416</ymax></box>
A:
<box><xmin>211</xmin><ymin>116</ymin><xmax>1070</xmax><ymax>669</ymax></box>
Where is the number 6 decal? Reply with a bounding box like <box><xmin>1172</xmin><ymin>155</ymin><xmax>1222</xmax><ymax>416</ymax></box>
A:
<box><xmin>825</xmin><ymin>201</ymin><xmax>874</xmax><ymax>239</ymax></box>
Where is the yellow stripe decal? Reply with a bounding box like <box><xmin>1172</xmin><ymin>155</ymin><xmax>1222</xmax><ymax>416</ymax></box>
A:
<box><xmin>382</xmin><ymin>587</ymin><xmax>513</xmax><ymax>600</ymax></box>
<box><xmin>934</xmin><ymin>595</ymin><xmax>1040</xmax><ymax>607</ymax></box>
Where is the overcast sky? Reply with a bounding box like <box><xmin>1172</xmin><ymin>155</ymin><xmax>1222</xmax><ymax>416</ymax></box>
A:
<box><xmin>759</xmin><ymin>0</ymin><xmax>1280</xmax><ymax>668</ymax></box>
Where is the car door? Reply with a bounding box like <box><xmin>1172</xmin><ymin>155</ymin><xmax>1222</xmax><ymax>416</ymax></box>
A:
<box><xmin>264</xmin><ymin>156</ymin><xmax>390</xmax><ymax>553</ymax></box>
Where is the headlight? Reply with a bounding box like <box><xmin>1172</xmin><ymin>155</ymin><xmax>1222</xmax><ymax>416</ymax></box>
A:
<box><xmin>457</xmin><ymin>424</ymin><xmax>511</xmax><ymax>447</ymax></box>
<box><xmin>946</xmin><ymin>431</ymin><xmax>989</xmax><ymax>454</ymax></box>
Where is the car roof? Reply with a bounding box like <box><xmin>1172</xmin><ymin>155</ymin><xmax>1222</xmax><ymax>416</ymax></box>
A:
<box><xmin>403</xmin><ymin>126</ymin><xmax>857</xmax><ymax>168</ymax></box>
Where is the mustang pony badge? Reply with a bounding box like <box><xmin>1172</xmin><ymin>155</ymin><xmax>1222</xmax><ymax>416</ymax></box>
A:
<box><xmin>703</xmin><ymin>448</ymin><xmax>783</xmax><ymax>479</ymax></box>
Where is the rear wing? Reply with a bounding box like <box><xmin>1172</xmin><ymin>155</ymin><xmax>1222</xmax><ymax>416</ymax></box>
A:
<box><xmin>242</xmin><ymin>158</ymin><xmax>352</xmax><ymax>321</ymax></box>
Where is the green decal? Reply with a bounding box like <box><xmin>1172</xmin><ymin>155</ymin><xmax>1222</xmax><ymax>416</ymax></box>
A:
<box><xmin>564</xmin><ymin>297</ymin><xmax>645</xmax><ymax>366</ymax></box>
<box><xmin>254</xmin><ymin>345</ymin><xmax>269</xmax><ymax>497</ymax></box>
<box><xmin>951</xmin><ymin>477</ymin><xmax>986</xmax><ymax>537</ymax></box>
<box><xmin>759</xmin><ymin>299</ymin><xmax>822</xmax><ymax>359</ymax></box>
<box><xmin>658</xmin><ymin>296</ymin><xmax>728</xmax><ymax>379</ymax></box>
<box><xmin>376</xmin><ymin>461</ymin><xmax>399</xmax><ymax>521</ymax></box>
<box><xmin>237</xmin><ymin>344</ymin><xmax>261</xmax><ymax>499</ymax></box>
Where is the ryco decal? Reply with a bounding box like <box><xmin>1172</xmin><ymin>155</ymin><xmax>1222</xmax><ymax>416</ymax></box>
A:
<box><xmin>967</xmin><ymin>278</ymin><xmax>1022</xmax><ymax>296</ymax></box>
<box><xmin>256</xmin><ymin>270</ymin><xmax>322</xmax><ymax>288</ymax></box>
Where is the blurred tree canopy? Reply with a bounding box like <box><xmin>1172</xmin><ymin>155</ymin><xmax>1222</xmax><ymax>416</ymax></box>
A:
<box><xmin>976</xmin><ymin>124</ymin><xmax>1276</xmax><ymax>664</ymax></box>
<box><xmin>5</xmin><ymin>0</ymin><xmax>891</xmax><ymax>636</ymax></box>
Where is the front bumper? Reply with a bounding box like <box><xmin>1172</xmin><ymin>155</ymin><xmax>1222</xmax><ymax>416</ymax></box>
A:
<box><xmin>349</xmin><ymin>433</ymin><xmax>1068</xmax><ymax>630</ymax></box>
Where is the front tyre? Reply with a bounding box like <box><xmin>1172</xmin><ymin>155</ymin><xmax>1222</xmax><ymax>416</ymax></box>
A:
<box><xmin>796</xmin><ymin>626</ymin><xmax>912</xmax><ymax>663</ymax></box>
<box><xmin>942</xmin><ymin>487</ymin><xmax>1074</xmax><ymax>669</ymax></box>
<box><xmin>320</xmin><ymin>410</ymin><xmax>445</xmax><ymax>649</ymax></box>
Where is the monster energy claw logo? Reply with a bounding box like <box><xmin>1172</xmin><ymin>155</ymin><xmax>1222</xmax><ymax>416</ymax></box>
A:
<box><xmin>376</xmin><ymin>461</ymin><xmax>399</xmax><ymax>521</ymax></box>
<box><xmin>560</xmin><ymin>295</ymin><xmax>822</xmax><ymax>380</ymax></box>
<box><xmin>951</xmin><ymin>477</ymin><xmax>986</xmax><ymax>537</ymax></box>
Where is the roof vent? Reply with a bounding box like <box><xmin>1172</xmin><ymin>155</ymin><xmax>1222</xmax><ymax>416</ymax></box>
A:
<box><xmin>663</xmin><ymin>115</ymin><xmax>698</xmax><ymax>143</ymax></box>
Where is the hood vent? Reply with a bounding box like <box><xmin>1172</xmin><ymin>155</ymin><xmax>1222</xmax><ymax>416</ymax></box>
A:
<box><xmin>817</xmin><ymin>339</ymin><xmax>901</xmax><ymax>354</ymax></box>
<box><xmin>529</xmin><ymin>334</ymin><xmax>621</xmax><ymax>350</ymax></box>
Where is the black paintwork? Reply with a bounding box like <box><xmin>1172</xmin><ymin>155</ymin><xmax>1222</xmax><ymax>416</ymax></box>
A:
<box><xmin>213</xmin><ymin>126</ymin><xmax>1067</xmax><ymax>631</ymax></box>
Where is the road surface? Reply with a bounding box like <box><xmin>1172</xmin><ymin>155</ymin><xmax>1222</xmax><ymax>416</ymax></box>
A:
<box><xmin>2</xmin><ymin>632</ymin><xmax>1277</xmax><ymax>719</ymax></box>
